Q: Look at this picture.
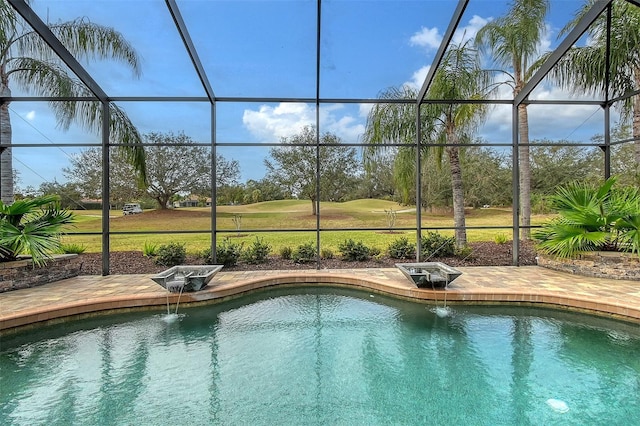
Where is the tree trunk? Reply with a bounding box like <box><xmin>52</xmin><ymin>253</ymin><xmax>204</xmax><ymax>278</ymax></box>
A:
<box><xmin>447</xmin><ymin>143</ymin><xmax>466</xmax><ymax>248</ymax></box>
<box><xmin>310</xmin><ymin>197</ymin><xmax>317</xmax><ymax>216</ymax></box>
<box><xmin>633</xmin><ymin>72</ymin><xmax>640</xmax><ymax>167</ymax></box>
<box><xmin>518</xmin><ymin>103</ymin><xmax>531</xmax><ymax>240</ymax></box>
<box><xmin>0</xmin><ymin>83</ymin><xmax>13</xmax><ymax>204</ymax></box>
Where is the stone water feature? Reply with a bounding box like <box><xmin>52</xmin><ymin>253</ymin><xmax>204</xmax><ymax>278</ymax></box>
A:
<box><xmin>395</xmin><ymin>262</ymin><xmax>462</xmax><ymax>289</ymax></box>
<box><xmin>150</xmin><ymin>265</ymin><xmax>223</xmax><ymax>292</ymax></box>
<box><xmin>151</xmin><ymin>265</ymin><xmax>224</xmax><ymax>318</ymax></box>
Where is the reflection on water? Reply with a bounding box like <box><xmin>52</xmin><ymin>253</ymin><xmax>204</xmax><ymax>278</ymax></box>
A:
<box><xmin>1</xmin><ymin>287</ymin><xmax>639</xmax><ymax>425</ymax></box>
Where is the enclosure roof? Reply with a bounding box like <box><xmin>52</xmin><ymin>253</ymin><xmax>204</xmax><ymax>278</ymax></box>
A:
<box><xmin>7</xmin><ymin>0</ymin><xmax>639</xmax><ymax>106</ymax></box>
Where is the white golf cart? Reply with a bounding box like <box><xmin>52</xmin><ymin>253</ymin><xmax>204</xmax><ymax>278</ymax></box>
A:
<box><xmin>122</xmin><ymin>203</ymin><xmax>143</xmax><ymax>215</ymax></box>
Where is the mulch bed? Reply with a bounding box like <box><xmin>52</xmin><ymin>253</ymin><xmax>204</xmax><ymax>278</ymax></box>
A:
<box><xmin>73</xmin><ymin>240</ymin><xmax>538</xmax><ymax>275</ymax></box>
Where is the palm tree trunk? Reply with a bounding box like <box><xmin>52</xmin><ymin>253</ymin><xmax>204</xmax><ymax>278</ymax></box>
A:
<box><xmin>447</xmin><ymin>142</ymin><xmax>466</xmax><ymax>248</ymax></box>
<box><xmin>518</xmin><ymin>103</ymin><xmax>531</xmax><ymax>240</ymax></box>
<box><xmin>0</xmin><ymin>84</ymin><xmax>13</xmax><ymax>204</ymax></box>
<box><xmin>633</xmin><ymin>72</ymin><xmax>640</xmax><ymax>166</ymax></box>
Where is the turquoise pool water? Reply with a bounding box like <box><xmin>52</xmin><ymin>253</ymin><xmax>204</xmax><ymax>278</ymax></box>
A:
<box><xmin>1</xmin><ymin>287</ymin><xmax>639</xmax><ymax>425</ymax></box>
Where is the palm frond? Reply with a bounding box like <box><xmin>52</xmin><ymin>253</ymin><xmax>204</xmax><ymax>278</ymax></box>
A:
<box><xmin>536</xmin><ymin>176</ymin><xmax>640</xmax><ymax>257</ymax></box>
<box><xmin>14</xmin><ymin>18</ymin><xmax>140</xmax><ymax>76</ymax></box>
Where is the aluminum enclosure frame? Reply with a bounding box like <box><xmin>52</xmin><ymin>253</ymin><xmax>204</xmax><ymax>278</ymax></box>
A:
<box><xmin>1</xmin><ymin>0</ymin><xmax>637</xmax><ymax>273</ymax></box>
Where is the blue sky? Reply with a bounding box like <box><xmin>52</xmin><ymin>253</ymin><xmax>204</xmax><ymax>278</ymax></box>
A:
<box><xmin>9</xmin><ymin>0</ymin><xmax>614</xmax><ymax>191</ymax></box>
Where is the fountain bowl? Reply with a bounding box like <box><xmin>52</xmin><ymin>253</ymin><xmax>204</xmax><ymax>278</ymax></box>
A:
<box><xmin>151</xmin><ymin>265</ymin><xmax>223</xmax><ymax>292</ymax></box>
<box><xmin>395</xmin><ymin>262</ymin><xmax>462</xmax><ymax>288</ymax></box>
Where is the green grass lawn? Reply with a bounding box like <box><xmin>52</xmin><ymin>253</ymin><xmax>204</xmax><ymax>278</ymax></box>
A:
<box><xmin>63</xmin><ymin>199</ymin><xmax>553</xmax><ymax>254</ymax></box>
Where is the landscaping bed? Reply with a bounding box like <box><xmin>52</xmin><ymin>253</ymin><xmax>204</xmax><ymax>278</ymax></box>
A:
<box><xmin>73</xmin><ymin>240</ymin><xmax>538</xmax><ymax>275</ymax></box>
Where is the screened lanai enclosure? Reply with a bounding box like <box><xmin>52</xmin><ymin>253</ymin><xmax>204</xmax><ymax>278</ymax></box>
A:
<box><xmin>1</xmin><ymin>0</ymin><xmax>638</xmax><ymax>274</ymax></box>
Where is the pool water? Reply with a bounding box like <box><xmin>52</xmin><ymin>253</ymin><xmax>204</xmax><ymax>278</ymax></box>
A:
<box><xmin>1</xmin><ymin>287</ymin><xmax>639</xmax><ymax>425</ymax></box>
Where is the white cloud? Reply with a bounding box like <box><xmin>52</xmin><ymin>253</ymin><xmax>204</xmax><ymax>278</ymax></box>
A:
<box><xmin>408</xmin><ymin>16</ymin><xmax>490</xmax><ymax>52</ymax></box>
<box><xmin>25</xmin><ymin>110</ymin><xmax>36</xmax><ymax>121</ymax></box>
<box><xmin>405</xmin><ymin>65</ymin><xmax>431</xmax><ymax>91</ymax></box>
<box><xmin>452</xmin><ymin>15</ymin><xmax>491</xmax><ymax>45</ymax></box>
<box><xmin>405</xmin><ymin>16</ymin><xmax>491</xmax><ymax>90</ymax></box>
<box><xmin>403</xmin><ymin>15</ymin><xmax>608</xmax><ymax>143</ymax></box>
<box><xmin>409</xmin><ymin>26</ymin><xmax>442</xmax><ymax>50</ymax></box>
<box><xmin>242</xmin><ymin>103</ymin><xmax>315</xmax><ymax>141</ymax></box>
<box><xmin>480</xmin><ymin>84</ymin><xmax>610</xmax><ymax>143</ymax></box>
<box><xmin>242</xmin><ymin>103</ymin><xmax>365</xmax><ymax>143</ymax></box>
<box><xmin>358</xmin><ymin>103</ymin><xmax>374</xmax><ymax>119</ymax></box>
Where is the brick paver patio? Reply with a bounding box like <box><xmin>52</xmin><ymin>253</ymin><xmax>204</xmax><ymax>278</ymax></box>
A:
<box><xmin>1</xmin><ymin>266</ymin><xmax>639</xmax><ymax>331</ymax></box>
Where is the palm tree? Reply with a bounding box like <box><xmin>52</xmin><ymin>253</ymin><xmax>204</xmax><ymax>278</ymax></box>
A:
<box><xmin>362</xmin><ymin>85</ymin><xmax>422</xmax><ymax>206</ymax></box>
<box><xmin>0</xmin><ymin>1</ymin><xmax>146</xmax><ymax>204</ymax></box>
<box><xmin>545</xmin><ymin>0</ymin><xmax>640</xmax><ymax>170</ymax></box>
<box><xmin>475</xmin><ymin>0</ymin><xmax>550</xmax><ymax>240</ymax></box>
<box><xmin>364</xmin><ymin>41</ymin><xmax>495</xmax><ymax>248</ymax></box>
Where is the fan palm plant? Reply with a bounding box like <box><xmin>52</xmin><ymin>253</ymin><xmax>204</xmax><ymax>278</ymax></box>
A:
<box><xmin>0</xmin><ymin>194</ymin><xmax>74</xmax><ymax>266</ymax></box>
<box><xmin>0</xmin><ymin>0</ymin><xmax>146</xmax><ymax>204</ymax></box>
<box><xmin>534</xmin><ymin>176</ymin><xmax>640</xmax><ymax>258</ymax></box>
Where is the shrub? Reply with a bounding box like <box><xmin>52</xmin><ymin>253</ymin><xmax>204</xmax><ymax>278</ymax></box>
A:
<box><xmin>338</xmin><ymin>239</ymin><xmax>373</xmax><ymax>261</ymax></box>
<box><xmin>155</xmin><ymin>242</ymin><xmax>186</xmax><ymax>266</ymax></box>
<box><xmin>320</xmin><ymin>248</ymin><xmax>335</xmax><ymax>259</ymax></box>
<box><xmin>292</xmin><ymin>242</ymin><xmax>317</xmax><ymax>263</ymax></box>
<box><xmin>142</xmin><ymin>241</ymin><xmax>158</xmax><ymax>257</ymax></box>
<box><xmin>387</xmin><ymin>237</ymin><xmax>415</xmax><ymax>259</ymax></box>
<box><xmin>242</xmin><ymin>237</ymin><xmax>271</xmax><ymax>264</ymax></box>
<box><xmin>215</xmin><ymin>238</ymin><xmax>244</xmax><ymax>267</ymax></box>
<box><xmin>421</xmin><ymin>232</ymin><xmax>455</xmax><ymax>258</ymax></box>
<box><xmin>494</xmin><ymin>233</ymin><xmax>509</xmax><ymax>245</ymax></box>
<box><xmin>0</xmin><ymin>195</ymin><xmax>74</xmax><ymax>266</ymax></box>
<box><xmin>534</xmin><ymin>176</ymin><xmax>640</xmax><ymax>258</ymax></box>
<box><xmin>201</xmin><ymin>247</ymin><xmax>212</xmax><ymax>262</ymax></box>
<box><xmin>279</xmin><ymin>246</ymin><xmax>293</xmax><ymax>260</ymax></box>
<box><xmin>455</xmin><ymin>245</ymin><xmax>474</xmax><ymax>260</ymax></box>
<box><xmin>59</xmin><ymin>243</ymin><xmax>86</xmax><ymax>254</ymax></box>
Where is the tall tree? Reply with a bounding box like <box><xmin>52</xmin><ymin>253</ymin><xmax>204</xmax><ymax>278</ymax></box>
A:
<box><xmin>363</xmin><ymin>42</ymin><xmax>495</xmax><ymax>247</ymax></box>
<box><xmin>0</xmin><ymin>1</ymin><xmax>146</xmax><ymax>204</ymax></box>
<box><xmin>264</xmin><ymin>126</ymin><xmax>360</xmax><ymax>215</ymax></box>
<box><xmin>544</xmin><ymin>0</ymin><xmax>640</xmax><ymax>171</ymax></box>
<box><xmin>475</xmin><ymin>0</ymin><xmax>550</xmax><ymax>240</ymax></box>
<box><xmin>424</xmin><ymin>42</ymin><xmax>495</xmax><ymax>247</ymax></box>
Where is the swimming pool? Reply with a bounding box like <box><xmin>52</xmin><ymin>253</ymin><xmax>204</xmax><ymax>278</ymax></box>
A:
<box><xmin>1</xmin><ymin>287</ymin><xmax>639</xmax><ymax>425</ymax></box>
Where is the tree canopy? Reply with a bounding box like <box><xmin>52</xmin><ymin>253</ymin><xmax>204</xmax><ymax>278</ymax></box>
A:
<box><xmin>64</xmin><ymin>131</ymin><xmax>239</xmax><ymax>209</ymax></box>
<box><xmin>264</xmin><ymin>126</ymin><xmax>360</xmax><ymax>215</ymax></box>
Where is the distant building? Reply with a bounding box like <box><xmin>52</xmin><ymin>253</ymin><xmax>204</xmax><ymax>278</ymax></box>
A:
<box><xmin>174</xmin><ymin>196</ymin><xmax>211</xmax><ymax>208</ymax></box>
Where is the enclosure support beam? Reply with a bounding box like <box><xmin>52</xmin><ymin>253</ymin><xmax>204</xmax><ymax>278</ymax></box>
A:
<box><xmin>101</xmin><ymin>104</ymin><xmax>111</xmax><ymax>276</ymax></box>
<box><xmin>315</xmin><ymin>0</ymin><xmax>322</xmax><ymax>269</ymax></box>
<box><xmin>211</xmin><ymin>103</ymin><xmax>217</xmax><ymax>263</ymax></box>
<box><xmin>602</xmin><ymin>4</ymin><xmax>612</xmax><ymax>180</ymax></box>
<box><xmin>515</xmin><ymin>0</ymin><xmax>610</xmax><ymax>106</ymax></box>
<box><xmin>417</xmin><ymin>0</ymin><xmax>469</xmax><ymax>103</ymax></box>
<box><xmin>165</xmin><ymin>0</ymin><xmax>216</xmax><ymax>103</ymax></box>
<box><xmin>511</xmin><ymin>104</ymin><xmax>520</xmax><ymax>266</ymax></box>
<box><xmin>415</xmin><ymin>104</ymin><xmax>423</xmax><ymax>262</ymax></box>
<box><xmin>603</xmin><ymin>104</ymin><xmax>611</xmax><ymax>179</ymax></box>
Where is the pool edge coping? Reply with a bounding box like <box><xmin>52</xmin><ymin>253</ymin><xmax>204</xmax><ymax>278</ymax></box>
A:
<box><xmin>2</xmin><ymin>267</ymin><xmax>639</xmax><ymax>331</ymax></box>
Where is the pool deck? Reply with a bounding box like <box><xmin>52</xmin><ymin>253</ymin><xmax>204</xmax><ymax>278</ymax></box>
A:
<box><xmin>1</xmin><ymin>266</ymin><xmax>639</xmax><ymax>331</ymax></box>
